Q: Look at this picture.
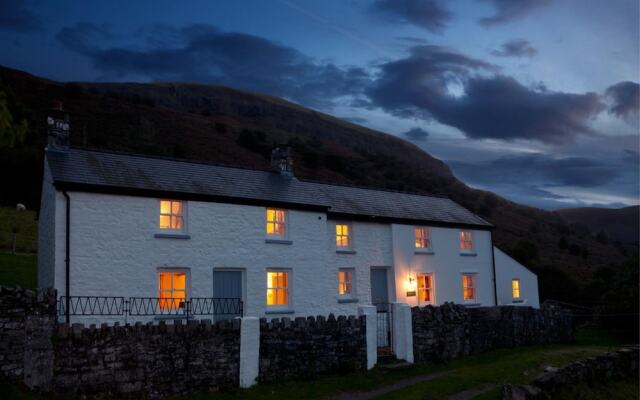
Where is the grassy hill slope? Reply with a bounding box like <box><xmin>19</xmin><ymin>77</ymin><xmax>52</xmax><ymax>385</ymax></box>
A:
<box><xmin>557</xmin><ymin>206</ymin><xmax>639</xmax><ymax>245</ymax></box>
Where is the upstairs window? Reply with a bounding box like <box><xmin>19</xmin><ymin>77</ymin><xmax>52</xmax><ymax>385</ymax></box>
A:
<box><xmin>462</xmin><ymin>273</ymin><xmax>477</xmax><ymax>302</ymax></box>
<box><xmin>266</xmin><ymin>270</ymin><xmax>290</xmax><ymax>307</ymax></box>
<box><xmin>159</xmin><ymin>200</ymin><xmax>185</xmax><ymax>231</ymax></box>
<box><xmin>459</xmin><ymin>230</ymin><xmax>473</xmax><ymax>252</ymax></box>
<box><xmin>417</xmin><ymin>273</ymin><xmax>434</xmax><ymax>304</ymax></box>
<box><xmin>158</xmin><ymin>271</ymin><xmax>187</xmax><ymax>310</ymax></box>
<box><xmin>336</xmin><ymin>223</ymin><xmax>352</xmax><ymax>248</ymax></box>
<box><xmin>415</xmin><ymin>227</ymin><xmax>431</xmax><ymax>249</ymax></box>
<box><xmin>512</xmin><ymin>279</ymin><xmax>521</xmax><ymax>299</ymax></box>
<box><xmin>338</xmin><ymin>268</ymin><xmax>354</xmax><ymax>297</ymax></box>
<box><xmin>266</xmin><ymin>208</ymin><xmax>287</xmax><ymax>238</ymax></box>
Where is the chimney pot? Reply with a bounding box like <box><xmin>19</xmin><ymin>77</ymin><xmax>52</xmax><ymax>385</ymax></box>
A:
<box><xmin>270</xmin><ymin>146</ymin><xmax>294</xmax><ymax>177</ymax></box>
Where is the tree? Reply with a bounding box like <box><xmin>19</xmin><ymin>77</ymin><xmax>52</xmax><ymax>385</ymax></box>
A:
<box><xmin>0</xmin><ymin>91</ymin><xmax>28</xmax><ymax>148</ymax></box>
<box><xmin>558</xmin><ymin>236</ymin><xmax>568</xmax><ymax>250</ymax></box>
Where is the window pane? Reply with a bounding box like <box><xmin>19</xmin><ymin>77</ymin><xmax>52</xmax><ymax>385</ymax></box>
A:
<box><xmin>274</xmin><ymin>222</ymin><xmax>285</xmax><ymax>236</ymax></box>
<box><xmin>277</xmin><ymin>288</ymin><xmax>287</xmax><ymax>305</ymax></box>
<box><xmin>160</xmin><ymin>200</ymin><xmax>171</xmax><ymax>214</ymax></box>
<box><xmin>266</xmin><ymin>288</ymin><xmax>275</xmax><ymax>305</ymax></box>
<box><xmin>417</xmin><ymin>276</ymin><xmax>425</xmax><ymax>289</ymax></box>
<box><xmin>424</xmin><ymin>275</ymin><xmax>432</xmax><ymax>289</ymax></box>
<box><xmin>267</xmin><ymin>209</ymin><xmax>275</xmax><ymax>222</ymax></box>
<box><xmin>159</xmin><ymin>273</ymin><xmax>171</xmax><ymax>290</ymax></box>
<box><xmin>171</xmin><ymin>201</ymin><xmax>182</xmax><ymax>215</ymax></box>
<box><xmin>159</xmin><ymin>215</ymin><xmax>170</xmax><ymax>229</ymax></box>
<box><xmin>424</xmin><ymin>289</ymin><xmax>431</xmax><ymax>302</ymax></box>
<box><xmin>174</xmin><ymin>273</ymin><xmax>186</xmax><ymax>290</ymax></box>
<box><xmin>267</xmin><ymin>272</ymin><xmax>277</xmax><ymax>288</ymax></box>
<box><xmin>275</xmin><ymin>210</ymin><xmax>285</xmax><ymax>223</ymax></box>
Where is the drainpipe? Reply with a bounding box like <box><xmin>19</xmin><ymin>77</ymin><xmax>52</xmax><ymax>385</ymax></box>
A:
<box><xmin>490</xmin><ymin>230</ymin><xmax>498</xmax><ymax>306</ymax></box>
<box><xmin>63</xmin><ymin>190</ymin><xmax>70</xmax><ymax>324</ymax></box>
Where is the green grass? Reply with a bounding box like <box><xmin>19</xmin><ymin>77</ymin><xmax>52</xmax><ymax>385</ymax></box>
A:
<box><xmin>0</xmin><ymin>252</ymin><xmax>37</xmax><ymax>288</ymax></box>
<box><xmin>550</xmin><ymin>379</ymin><xmax>639</xmax><ymax>400</ymax></box>
<box><xmin>0</xmin><ymin>206</ymin><xmax>38</xmax><ymax>253</ymax></box>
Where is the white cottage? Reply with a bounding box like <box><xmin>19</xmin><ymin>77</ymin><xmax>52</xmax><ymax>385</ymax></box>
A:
<box><xmin>38</xmin><ymin>142</ymin><xmax>539</xmax><ymax>324</ymax></box>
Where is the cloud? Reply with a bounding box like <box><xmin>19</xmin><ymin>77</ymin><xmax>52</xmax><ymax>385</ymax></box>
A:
<box><xmin>370</xmin><ymin>0</ymin><xmax>452</xmax><ymax>33</ymax></box>
<box><xmin>56</xmin><ymin>23</ymin><xmax>371</xmax><ymax>109</ymax></box>
<box><xmin>478</xmin><ymin>0</ymin><xmax>552</xmax><ymax>26</ymax></box>
<box><xmin>605</xmin><ymin>81</ymin><xmax>639</xmax><ymax>122</ymax></box>
<box><xmin>491</xmin><ymin>39</ymin><xmax>537</xmax><ymax>58</ymax></box>
<box><xmin>0</xmin><ymin>0</ymin><xmax>43</xmax><ymax>32</ymax></box>
<box><xmin>369</xmin><ymin>46</ymin><xmax>603</xmax><ymax>144</ymax></box>
<box><xmin>402</xmin><ymin>127</ymin><xmax>430</xmax><ymax>141</ymax></box>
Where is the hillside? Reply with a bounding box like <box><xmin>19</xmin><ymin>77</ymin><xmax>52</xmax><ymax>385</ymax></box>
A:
<box><xmin>557</xmin><ymin>206</ymin><xmax>639</xmax><ymax>245</ymax></box>
<box><xmin>0</xmin><ymin>65</ymin><xmax>633</xmax><ymax>301</ymax></box>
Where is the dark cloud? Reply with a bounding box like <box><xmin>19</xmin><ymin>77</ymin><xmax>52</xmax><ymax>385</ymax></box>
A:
<box><xmin>605</xmin><ymin>81</ymin><xmax>639</xmax><ymax>121</ymax></box>
<box><xmin>478</xmin><ymin>0</ymin><xmax>552</xmax><ymax>26</ymax></box>
<box><xmin>370</xmin><ymin>0</ymin><xmax>452</xmax><ymax>33</ymax></box>
<box><xmin>56</xmin><ymin>23</ymin><xmax>370</xmax><ymax>109</ymax></box>
<box><xmin>0</xmin><ymin>0</ymin><xmax>43</xmax><ymax>32</ymax></box>
<box><xmin>402</xmin><ymin>127</ymin><xmax>430</xmax><ymax>141</ymax></box>
<box><xmin>369</xmin><ymin>46</ymin><xmax>603</xmax><ymax>144</ymax></box>
<box><xmin>491</xmin><ymin>39</ymin><xmax>537</xmax><ymax>58</ymax></box>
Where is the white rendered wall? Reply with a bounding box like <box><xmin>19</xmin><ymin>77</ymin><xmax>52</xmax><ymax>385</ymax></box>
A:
<box><xmin>391</xmin><ymin>224</ymin><xmax>496</xmax><ymax>307</ymax></box>
<box><xmin>494</xmin><ymin>247</ymin><xmax>540</xmax><ymax>308</ymax></box>
<box><xmin>37</xmin><ymin>160</ymin><xmax>56</xmax><ymax>289</ymax></box>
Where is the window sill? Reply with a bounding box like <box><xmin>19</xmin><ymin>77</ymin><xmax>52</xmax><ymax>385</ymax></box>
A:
<box><xmin>459</xmin><ymin>252</ymin><xmax>477</xmax><ymax>257</ymax></box>
<box><xmin>265</xmin><ymin>308</ymin><xmax>295</xmax><ymax>315</ymax></box>
<box><xmin>265</xmin><ymin>238</ymin><xmax>293</xmax><ymax>245</ymax></box>
<box><xmin>414</xmin><ymin>249</ymin><xmax>434</xmax><ymax>255</ymax></box>
<box><xmin>336</xmin><ymin>249</ymin><xmax>356</xmax><ymax>254</ymax></box>
<box><xmin>337</xmin><ymin>298</ymin><xmax>359</xmax><ymax>304</ymax></box>
<box><xmin>154</xmin><ymin>233</ymin><xmax>191</xmax><ymax>239</ymax></box>
<box><xmin>512</xmin><ymin>299</ymin><xmax>525</xmax><ymax>304</ymax></box>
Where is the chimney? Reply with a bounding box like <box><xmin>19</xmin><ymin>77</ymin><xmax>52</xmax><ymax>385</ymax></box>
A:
<box><xmin>46</xmin><ymin>100</ymin><xmax>70</xmax><ymax>151</ymax></box>
<box><xmin>270</xmin><ymin>146</ymin><xmax>294</xmax><ymax>177</ymax></box>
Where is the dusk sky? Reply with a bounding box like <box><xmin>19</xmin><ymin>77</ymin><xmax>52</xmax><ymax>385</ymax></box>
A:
<box><xmin>1</xmin><ymin>0</ymin><xmax>638</xmax><ymax>210</ymax></box>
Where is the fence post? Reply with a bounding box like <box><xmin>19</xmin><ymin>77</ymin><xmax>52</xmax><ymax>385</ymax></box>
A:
<box><xmin>391</xmin><ymin>302</ymin><xmax>414</xmax><ymax>363</ymax></box>
<box><xmin>239</xmin><ymin>316</ymin><xmax>259</xmax><ymax>388</ymax></box>
<box><xmin>358</xmin><ymin>305</ymin><xmax>377</xmax><ymax>369</ymax></box>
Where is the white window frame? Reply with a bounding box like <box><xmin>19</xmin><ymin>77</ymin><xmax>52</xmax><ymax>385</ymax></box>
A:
<box><xmin>336</xmin><ymin>222</ymin><xmax>353</xmax><ymax>250</ymax></box>
<box><xmin>512</xmin><ymin>278</ymin><xmax>521</xmax><ymax>300</ymax></box>
<box><xmin>459</xmin><ymin>230</ymin><xmax>473</xmax><ymax>252</ymax></box>
<box><xmin>417</xmin><ymin>273</ymin><xmax>435</xmax><ymax>305</ymax></box>
<box><xmin>338</xmin><ymin>268</ymin><xmax>356</xmax><ymax>298</ymax></box>
<box><xmin>158</xmin><ymin>199</ymin><xmax>187</xmax><ymax>233</ymax></box>
<box><xmin>414</xmin><ymin>227</ymin><xmax>432</xmax><ymax>250</ymax></box>
<box><xmin>266</xmin><ymin>269</ymin><xmax>292</xmax><ymax>310</ymax></box>
<box><xmin>461</xmin><ymin>273</ymin><xmax>477</xmax><ymax>303</ymax></box>
<box><xmin>157</xmin><ymin>268</ymin><xmax>191</xmax><ymax>311</ymax></box>
<box><xmin>265</xmin><ymin>208</ymin><xmax>288</xmax><ymax>239</ymax></box>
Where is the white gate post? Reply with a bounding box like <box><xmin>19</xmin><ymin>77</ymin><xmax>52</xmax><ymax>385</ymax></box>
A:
<box><xmin>358</xmin><ymin>305</ymin><xmax>377</xmax><ymax>369</ymax></box>
<box><xmin>238</xmin><ymin>316</ymin><xmax>259</xmax><ymax>388</ymax></box>
<box><xmin>391</xmin><ymin>302</ymin><xmax>414</xmax><ymax>363</ymax></box>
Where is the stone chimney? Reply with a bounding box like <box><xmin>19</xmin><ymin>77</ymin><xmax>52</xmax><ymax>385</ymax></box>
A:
<box><xmin>46</xmin><ymin>100</ymin><xmax>70</xmax><ymax>151</ymax></box>
<box><xmin>270</xmin><ymin>146</ymin><xmax>294</xmax><ymax>177</ymax></box>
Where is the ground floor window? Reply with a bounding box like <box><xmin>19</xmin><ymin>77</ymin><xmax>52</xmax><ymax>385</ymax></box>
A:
<box><xmin>267</xmin><ymin>270</ymin><xmax>290</xmax><ymax>307</ymax></box>
<box><xmin>512</xmin><ymin>279</ymin><xmax>521</xmax><ymax>299</ymax></box>
<box><xmin>462</xmin><ymin>273</ymin><xmax>477</xmax><ymax>302</ymax></box>
<box><xmin>338</xmin><ymin>268</ymin><xmax>355</xmax><ymax>297</ymax></box>
<box><xmin>417</xmin><ymin>273</ymin><xmax>434</xmax><ymax>304</ymax></box>
<box><xmin>158</xmin><ymin>270</ymin><xmax>188</xmax><ymax>310</ymax></box>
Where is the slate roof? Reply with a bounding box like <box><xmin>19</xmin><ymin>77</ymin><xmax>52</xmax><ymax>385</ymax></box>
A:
<box><xmin>46</xmin><ymin>147</ymin><xmax>492</xmax><ymax>228</ymax></box>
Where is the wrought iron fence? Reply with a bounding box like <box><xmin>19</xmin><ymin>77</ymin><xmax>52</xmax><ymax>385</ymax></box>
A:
<box><xmin>375</xmin><ymin>302</ymin><xmax>393</xmax><ymax>356</ymax></box>
<box><xmin>58</xmin><ymin>296</ymin><xmax>243</xmax><ymax>321</ymax></box>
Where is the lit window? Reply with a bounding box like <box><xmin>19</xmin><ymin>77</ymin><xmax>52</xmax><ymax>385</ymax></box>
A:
<box><xmin>462</xmin><ymin>273</ymin><xmax>476</xmax><ymax>302</ymax></box>
<box><xmin>266</xmin><ymin>208</ymin><xmax>286</xmax><ymax>237</ymax></box>
<box><xmin>338</xmin><ymin>269</ymin><xmax>354</xmax><ymax>297</ymax></box>
<box><xmin>418</xmin><ymin>274</ymin><xmax>434</xmax><ymax>304</ymax></box>
<box><xmin>266</xmin><ymin>271</ymin><xmax>289</xmax><ymax>307</ymax></box>
<box><xmin>158</xmin><ymin>271</ymin><xmax>187</xmax><ymax>310</ymax></box>
<box><xmin>512</xmin><ymin>279</ymin><xmax>521</xmax><ymax>299</ymax></box>
<box><xmin>415</xmin><ymin>227</ymin><xmax>431</xmax><ymax>249</ymax></box>
<box><xmin>336</xmin><ymin>224</ymin><xmax>351</xmax><ymax>248</ymax></box>
<box><xmin>159</xmin><ymin>200</ymin><xmax>185</xmax><ymax>230</ymax></box>
<box><xmin>459</xmin><ymin>230</ymin><xmax>473</xmax><ymax>251</ymax></box>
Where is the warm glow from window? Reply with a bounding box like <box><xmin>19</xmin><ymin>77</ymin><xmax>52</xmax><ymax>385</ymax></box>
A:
<box><xmin>159</xmin><ymin>200</ymin><xmax>184</xmax><ymax>230</ymax></box>
<box><xmin>336</xmin><ymin>224</ymin><xmax>351</xmax><ymax>248</ymax></box>
<box><xmin>415</xmin><ymin>227</ymin><xmax>430</xmax><ymax>249</ymax></box>
<box><xmin>512</xmin><ymin>279</ymin><xmax>521</xmax><ymax>299</ymax></box>
<box><xmin>158</xmin><ymin>271</ymin><xmax>186</xmax><ymax>309</ymax></box>
<box><xmin>418</xmin><ymin>274</ymin><xmax>433</xmax><ymax>303</ymax></box>
<box><xmin>266</xmin><ymin>209</ymin><xmax>286</xmax><ymax>237</ymax></box>
<box><xmin>462</xmin><ymin>273</ymin><xmax>476</xmax><ymax>301</ymax></box>
<box><xmin>266</xmin><ymin>271</ymin><xmax>289</xmax><ymax>306</ymax></box>
<box><xmin>338</xmin><ymin>269</ymin><xmax>353</xmax><ymax>296</ymax></box>
<box><xmin>459</xmin><ymin>230</ymin><xmax>473</xmax><ymax>251</ymax></box>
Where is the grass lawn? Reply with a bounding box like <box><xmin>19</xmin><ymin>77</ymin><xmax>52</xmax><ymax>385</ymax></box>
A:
<box><xmin>0</xmin><ymin>252</ymin><xmax>37</xmax><ymax>288</ymax></box>
<box><xmin>0</xmin><ymin>206</ymin><xmax>38</xmax><ymax>254</ymax></box>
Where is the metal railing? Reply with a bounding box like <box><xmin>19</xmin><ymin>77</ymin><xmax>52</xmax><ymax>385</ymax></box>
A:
<box><xmin>375</xmin><ymin>302</ymin><xmax>393</xmax><ymax>356</ymax></box>
<box><xmin>58</xmin><ymin>296</ymin><xmax>243</xmax><ymax>321</ymax></box>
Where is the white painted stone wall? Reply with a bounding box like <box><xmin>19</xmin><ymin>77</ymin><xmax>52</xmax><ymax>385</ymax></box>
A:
<box><xmin>391</xmin><ymin>224</ymin><xmax>496</xmax><ymax>307</ymax></box>
<box><xmin>494</xmin><ymin>247</ymin><xmax>540</xmax><ymax>308</ymax></box>
<box><xmin>37</xmin><ymin>160</ymin><xmax>56</xmax><ymax>289</ymax></box>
